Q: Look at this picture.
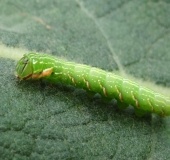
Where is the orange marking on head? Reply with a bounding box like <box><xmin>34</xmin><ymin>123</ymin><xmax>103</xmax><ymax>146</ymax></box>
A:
<box><xmin>17</xmin><ymin>76</ymin><xmax>20</xmax><ymax>80</ymax></box>
<box><xmin>32</xmin><ymin>68</ymin><xmax>53</xmax><ymax>79</ymax></box>
<box><xmin>41</xmin><ymin>68</ymin><xmax>53</xmax><ymax>77</ymax></box>
<box><xmin>31</xmin><ymin>74</ymin><xmax>39</xmax><ymax>79</ymax></box>
<box><xmin>23</xmin><ymin>74</ymin><xmax>32</xmax><ymax>80</ymax></box>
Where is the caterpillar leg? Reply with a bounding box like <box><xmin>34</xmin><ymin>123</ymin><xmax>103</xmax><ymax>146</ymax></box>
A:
<box><xmin>134</xmin><ymin>108</ymin><xmax>146</xmax><ymax>117</ymax></box>
<box><xmin>102</xmin><ymin>97</ymin><xmax>112</xmax><ymax>103</ymax></box>
<box><xmin>117</xmin><ymin>100</ymin><xmax>128</xmax><ymax>110</ymax></box>
<box><xmin>32</xmin><ymin>68</ymin><xmax>53</xmax><ymax>79</ymax></box>
<box><xmin>86</xmin><ymin>90</ymin><xmax>96</xmax><ymax>98</ymax></box>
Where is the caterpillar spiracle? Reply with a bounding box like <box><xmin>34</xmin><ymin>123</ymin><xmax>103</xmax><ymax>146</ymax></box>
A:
<box><xmin>15</xmin><ymin>53</ymin><xmax>170</xmax><ymax>117</ymax></box>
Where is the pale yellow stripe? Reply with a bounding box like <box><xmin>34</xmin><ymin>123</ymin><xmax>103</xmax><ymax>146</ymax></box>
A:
<box><xmin>0</xmin><ymin>43</ymin><xmax>31</xmax><ymax>61</ymax></box>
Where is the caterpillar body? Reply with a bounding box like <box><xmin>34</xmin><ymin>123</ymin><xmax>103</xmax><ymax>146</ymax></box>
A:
<box><xmin>15</xmin><ymin>53</ymin><xmax>170</xmax><ymax>117</ymax></box>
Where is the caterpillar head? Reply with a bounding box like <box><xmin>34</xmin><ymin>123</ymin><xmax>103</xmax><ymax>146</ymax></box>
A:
<box><xmin>15</xmin><ymin>54</ymin><xmax>33</xmax><ymax>80</ymax></box>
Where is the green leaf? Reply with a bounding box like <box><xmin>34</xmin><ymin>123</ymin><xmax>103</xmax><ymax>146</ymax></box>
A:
<box><xmin>0</xmin><ymin>0</ymin><xmax>170</xmax><ymax>159</ymax></box>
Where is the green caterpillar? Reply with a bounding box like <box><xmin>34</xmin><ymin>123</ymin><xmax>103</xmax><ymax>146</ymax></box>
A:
<box><xmin>15</xmin><ymin>53</ymin><xmax>170</xmax><ymax>117</ymax></box>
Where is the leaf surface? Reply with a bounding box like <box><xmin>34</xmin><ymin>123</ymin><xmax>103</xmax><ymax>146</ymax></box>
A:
<box><xmin>0</xmin><ymin>0</ymin><xmax>170</xmax><ymax>159</ymax></box>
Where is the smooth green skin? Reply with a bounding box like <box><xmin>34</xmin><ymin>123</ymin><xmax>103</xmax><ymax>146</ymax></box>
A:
<box><xmin>16</xmin><ymin>53</ymin><xmax>170</xmax><ymax>117</ymax></box>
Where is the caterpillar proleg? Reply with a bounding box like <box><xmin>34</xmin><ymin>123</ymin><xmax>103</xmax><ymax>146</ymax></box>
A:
<box><xmin>15</xmin><ymin>53</ymin><xmax>170</xmax><ymax>117</ymax></box>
